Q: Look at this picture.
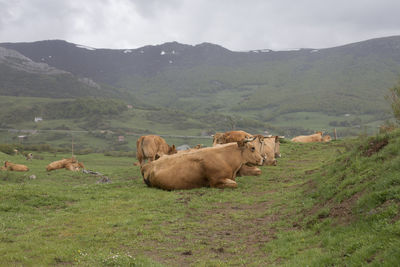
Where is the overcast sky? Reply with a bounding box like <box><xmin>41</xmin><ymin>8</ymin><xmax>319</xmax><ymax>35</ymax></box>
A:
<box><xmin>1</xmin><ymin>0</ymin><xmax>400</xmax><ymax>51</ymax></box>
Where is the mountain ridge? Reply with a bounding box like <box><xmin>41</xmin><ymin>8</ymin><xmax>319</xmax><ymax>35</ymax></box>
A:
<box><xmin>1</xmin><ymin>35</ymin><xmax>400</xmax><ymax>133</ymax></box>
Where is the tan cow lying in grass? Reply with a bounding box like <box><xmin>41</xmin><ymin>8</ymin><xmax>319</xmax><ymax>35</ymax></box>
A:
<box><xmin>141</xmin><ymin>139</ymin><xmax>264</xmax><ymax>190</ymax></box>
<box><xmin>3</xmin><ymin>161</ymin><xmax>29</xmax><ymax>171</ymax></box>
<box><xmin>46</xmin><ymin>158</ymin><xmax>84</xmax><ymax>172</ymax></box>
<box><xmin>136</xmin><ymin>135</ymin><xmax>177</xmax><ymax>166</ymax></box>
<box><xmin>291</xmin><ymin>131</ymin><xmax>325</xmax><ymax>143</ymax></box>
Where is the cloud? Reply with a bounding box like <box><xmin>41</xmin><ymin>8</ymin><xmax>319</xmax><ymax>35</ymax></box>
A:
<box><xmin>0</xmin><ymin>0</ymin><xmax>399</xmax><ymax>50</ymax></box>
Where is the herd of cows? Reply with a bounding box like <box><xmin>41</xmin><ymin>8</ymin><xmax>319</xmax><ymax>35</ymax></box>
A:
<box><xmin>1</xmin><ymin>130</ymin><xmax>331</xmax><ymax>190</ymax></box>
<box><xmin>136</xmin><ymin>130</ymin><xmax>331</xmax><ymax>190</ymax></box>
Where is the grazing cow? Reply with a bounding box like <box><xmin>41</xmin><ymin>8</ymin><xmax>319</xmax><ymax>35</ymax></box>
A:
<box><xmin>4</xmin><ymin>161</ymin><xmax>29</xmax><ymax>171</ymax></box>
<box><xmin>141</xmin><ymin>139</ymin><xmax>264</xmax><ymax>190</ymax></box>
<box><xmin>136</xmin><ymin>135</ymin><xmax>177</xmax><ymax>165</ymax></box>
<box><xmin>322</xmin><ymin>135</ymin><xmax>332</xmax><ymax>142</ymax></box>
<box><xmin>212</xmin><ymin>130</ymin><xmax>253</xmax><ymax>146</ymax></box>
<box><xmin>291</xmin><ymin>131</ymin><xmax>324</xmax><ymax>143</ymax></box>
<box><xmin>46</xmin><ymin>158</ymin><xmax>77</xmax><ymax>171</ymax></box>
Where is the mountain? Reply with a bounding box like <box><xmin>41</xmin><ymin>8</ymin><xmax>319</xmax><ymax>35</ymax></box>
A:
<box><xmin>0</xmin><ymin>46</ymin><xmax>142</xmax><ymax>105</ymax></box>
<box><xmin>1</xmin><ymin>36</ymin><xmax>400</xmax><ymax>132</ymax></box>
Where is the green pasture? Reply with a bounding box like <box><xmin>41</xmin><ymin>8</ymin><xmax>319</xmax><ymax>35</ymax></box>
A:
<box><xmin>1</xmin><ymin>130</ymin><xmax>399</xmax><ymax>266</ymax></box>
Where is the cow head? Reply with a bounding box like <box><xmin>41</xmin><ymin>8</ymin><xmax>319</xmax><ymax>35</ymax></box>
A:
<box><xmin>251</xmin><ymin>135</ymin><xmax>278</xmax><ymax>166</ymax></box>
<box><xmin>322</xmin><ymin>135</ymin><xmax>331</xmax><ymax>142</ymax></box>
<box><xmin>262</xmin><ymin>136</ymin><xmax>278</xmax><ymax>166</ymax></box>
<box><xmin>212</xmin><ymin>133</ymin><xmax>225</xmax><ymax>146</ymax></box>
<box><xmin>237</xmin><ymin>138</ymin><xmax>264</xmax><ymax>166</ymax></box>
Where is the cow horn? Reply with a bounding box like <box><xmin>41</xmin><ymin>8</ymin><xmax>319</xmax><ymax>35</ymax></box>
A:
<box><xmin>244</xmin><ymin>137</ymin><xmax>256</xmax><ymax>143</ymax></box>
<box><xmin>278</xmin><ymin>136</ymin><xmax>285</xmax><ymax>138</ymax></box>
<box><xmin>265</xmin><ymin>134</ymin><xmax>273</xmax><ymax>138</ymax></box>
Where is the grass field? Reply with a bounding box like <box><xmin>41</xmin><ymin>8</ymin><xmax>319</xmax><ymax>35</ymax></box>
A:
<box><xmin>1</xmin><ymin>130</ymin><xmax>399</xmax><ymax>266</ymax></box>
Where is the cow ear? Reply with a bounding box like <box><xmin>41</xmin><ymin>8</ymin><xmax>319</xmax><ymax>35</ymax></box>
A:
<box><xmin>237</xmin><ymin>140</ymin><xmax>245</xmax><ymax>147</ymax></box>
<box><xmin>274</xmin><ymin>136</ymin><xmax>279</xmax><ymax>142</ymax></box>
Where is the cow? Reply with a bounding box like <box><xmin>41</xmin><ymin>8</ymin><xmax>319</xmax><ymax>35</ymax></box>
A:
<box><xmin>46</xmin><ymin>158</ymin><xmax>77</xmax><ymax>171</ymax></box>
<box><xmin>136</xmin><ymin>135</ymin><xmax>177</xmax><ymax>166</ymax></box>
<box><xmin>212</xmin><ymin>130</ymin><xmax>253</xmax><ymax>146</ymax></box>
<box><xmin>141</xmin><ymin>139</ymin><xmax>264</xmax><ymax>190</ymax></box>
<box><xmin>4</xmin><ymin>161</ymin><xmax>29</xmax><ymax>171</ymax></box>
<box><xmin>291</xmin><ymin>131</ymin><xmax>324</xmax><ymax>143</ymax></box>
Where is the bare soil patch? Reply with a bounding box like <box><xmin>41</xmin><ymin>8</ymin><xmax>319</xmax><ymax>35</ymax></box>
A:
<box><xmin>362</xmin><ymin>138</ymin><xmax>388</xmax><ymax>157</ymax></box>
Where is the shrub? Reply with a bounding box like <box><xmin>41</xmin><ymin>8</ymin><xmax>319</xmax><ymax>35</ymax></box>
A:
<box><xmin>386</xmin><ymin>76</ymin><xmax>400</xmax><ymax>123</ymax></box>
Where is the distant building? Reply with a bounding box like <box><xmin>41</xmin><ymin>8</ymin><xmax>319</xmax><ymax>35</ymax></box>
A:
<box><xmin>18</xmin><ymin>135</ymin><xmax>26</xmax><ymax>143</ymax></box>
<box><xmin>34</xmin><ymin>117</ymin><xmax>43</xmax><ymax>122</ymax></box>
<box><xmin>126</xmin><ymin>105</ymin><xmax>133</xmax><ymax>109</ymax></box>
<box><xmin>118</xmin><ymin>136</ymin><xmax>125</xmax><ymax>142</ymax></box>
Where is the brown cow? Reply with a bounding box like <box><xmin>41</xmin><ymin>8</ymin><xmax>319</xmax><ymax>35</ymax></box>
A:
<box><xmin>136</xmin><ymin>135</ymin><xmax>177</xmax><ymax>166</ymax></box>
<box><xmin>46</xmin><ymin>158</ymin><xmax>77</xmax><ymax>171</ymax></box>
<box><xmin>141</xmin><ymin>139</ymin><xmax>264</xmax><ymax>190</ymax></box>
<box><xmin>4</xmin><ymin>161</ymin><xmax>29</xmax><ymax>171</ymax></box>
<box><xmin>212</xmin><ymin>130</ymin><xmax>253</xmax><ymax>146</ymax></box>
<box><xmin>291</xmin><ymin>131</ymin><xmax>324</xmax><ymax>143</ymax></box>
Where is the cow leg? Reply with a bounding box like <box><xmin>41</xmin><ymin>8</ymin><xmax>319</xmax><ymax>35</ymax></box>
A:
<box><xmin>210</xmin><ymin>178</ymin><xmax>238</xmax><ymax>189</ymax></box>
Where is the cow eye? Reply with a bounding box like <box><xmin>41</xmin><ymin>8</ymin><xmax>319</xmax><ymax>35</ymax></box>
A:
<box><xmin>251</xmin><ymin>147</ymin><xmax>255</xmax><ymax>152</ymax></box>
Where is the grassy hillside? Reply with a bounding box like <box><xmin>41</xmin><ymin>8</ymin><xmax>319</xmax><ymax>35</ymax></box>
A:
<box><xmin>0</xmin><ymin>130</ymin><xmax>399</xmax><ymax>266</ymax></box>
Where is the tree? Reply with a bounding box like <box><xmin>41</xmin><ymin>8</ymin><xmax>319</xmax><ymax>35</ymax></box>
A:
<box><xmin>386</xmin><ymin>76</ymin><xmax>400</xmax><ymax>123</ymax></box>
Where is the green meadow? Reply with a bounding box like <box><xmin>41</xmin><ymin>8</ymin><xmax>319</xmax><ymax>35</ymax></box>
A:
<box><xmin>1</xmin><ymin>129</ymin><xmax>399</xmax><ymax>266</ymax></box>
